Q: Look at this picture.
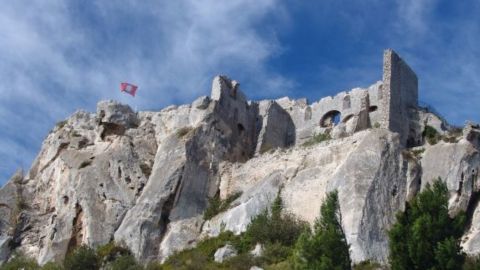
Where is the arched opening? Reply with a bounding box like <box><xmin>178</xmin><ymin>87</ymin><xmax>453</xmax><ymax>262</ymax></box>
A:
<box><xmin>343</xmin><ymin>95</ymin><xmax>351</xmax><ymax>109</ymax></box>
<box><xmin>320</xmin><ymin>110</ymin><xmax>341</xmax><ymax>127</ymax></box>
<box><xmin>369</xmin><ymin>106</ymin><xmax>378</xmax><ymax>112</ymax></box>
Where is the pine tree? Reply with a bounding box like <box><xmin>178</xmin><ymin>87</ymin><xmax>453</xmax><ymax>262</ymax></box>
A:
<box><xmin>293</xmin><ymin>190</ymin><xmax>352</xmax><ymax>270</ymax></box>
<box><xmin>388</xmin><ymin>179</ymin><xmax>466</xmax><ymax>270</ymax></box>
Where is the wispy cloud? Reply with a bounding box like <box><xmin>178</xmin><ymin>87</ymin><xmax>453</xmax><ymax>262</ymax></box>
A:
<box><xmin>1</xmin><ymin>1</ymin><xmax>479</xmax><ymax>185</ymax></box>
<box><xmin>0</xmin><ymin>0</ymin><xmax>292</xmax><ymax>183</ymax></box>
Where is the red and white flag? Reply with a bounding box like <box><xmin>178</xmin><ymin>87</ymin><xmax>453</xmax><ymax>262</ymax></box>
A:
<box><xmin>120</xmin><ymin>82</ymin><xmax>138</xmax><ymax>97</ymax></box>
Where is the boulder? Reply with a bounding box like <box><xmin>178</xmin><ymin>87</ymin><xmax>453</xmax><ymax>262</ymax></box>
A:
<box><xmin>214</xmin><ymin>244</ymin><xmax>237</xmax><ymax>263</ymax></box>
<box><xmin>96</xmin><ymin>100</ymin><xmax>138</xmax><ymax>129</ymax></box>
<box><xmin>250</xmin><ymin>243</ymin><xmax>263</xmax><ymax>257</ymax></box>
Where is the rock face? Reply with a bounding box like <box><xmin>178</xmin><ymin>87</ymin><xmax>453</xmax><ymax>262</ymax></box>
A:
<box><xmin>1</xmin><ymin>49</ymin><xmax>480</xmax><ymax>266</ymax></box>
<box><xmin>203</xmin><ymin>129</ymin><xmax>407</xmax><ymax>263</ymax></box>
<box><xmin>214</xmin><ymin>244</ymin><xmax>237</xmax><ymax>263</ymax></box>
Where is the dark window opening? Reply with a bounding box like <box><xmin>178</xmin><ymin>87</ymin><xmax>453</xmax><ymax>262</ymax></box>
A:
<box><xmin>369</xmin><ymin>106</ymin><xmax>378</xmax><ymax>112</ymax></box>
<box><xmin>237</xmin><ymin>123</ymin><xmax>245</xmax><ymax>134</ymax></box>
<box><xmin>320</xmin><ymin>110</ymin><xmax>341</xmax><ymax>127</ymax></box>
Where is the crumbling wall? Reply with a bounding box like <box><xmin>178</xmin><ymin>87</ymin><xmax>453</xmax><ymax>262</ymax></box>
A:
<box><xmin>381</xmin><ymin>49</ymin><xmax>419</xmax><ymax>145</ymax></box>
<box><xmin>255</xmin><ymin>100</ymin><xmax>295</xmax><ymax>154</ymax></box>
<box><xmin>274</xmin><ymin>82</ymin><xmax>383</xmax><ymax>145</ymax></box>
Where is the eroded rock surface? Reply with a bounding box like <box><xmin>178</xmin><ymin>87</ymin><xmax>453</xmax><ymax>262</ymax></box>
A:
<box><xmin>1</xmin><ymin>50</ymin><xmax>480</xmax><ymax>266</ymax></box>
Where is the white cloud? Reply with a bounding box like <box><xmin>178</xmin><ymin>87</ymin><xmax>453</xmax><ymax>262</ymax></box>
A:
<box><xmin>395</xmin><ymin>0</ymin><xmax>437</xmax><ymax>35</ymax></box>
<box><xmin>0</xmin><ymin>0</ymin><xmax>292</xmax><ymax>183</ymax></box>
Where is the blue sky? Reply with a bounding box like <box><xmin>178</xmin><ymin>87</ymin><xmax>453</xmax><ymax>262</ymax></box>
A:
<box><xmin>1</xmin><ymin>0</ymin><xmax>479</xmax><ymax>185</ymax></box>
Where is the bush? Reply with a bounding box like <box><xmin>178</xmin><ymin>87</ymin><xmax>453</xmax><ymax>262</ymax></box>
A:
<box><xmin>0</xmin><ymin>253</ymin><xmax>40</xmax><ymax>270</ymax></box>
<box><xmin>353</xmin><ymin>260</ymin><xmax>382</xmax><ymax>270</ymax></box>
<box><xmin>223</xmin><ymin>253</ymin><xmax>257</xmax><ymax>270</ymax></box>
<box><xmin>164</xmin><ymin>190</ymin><xmax>307</xmax><ymax>269</ymax></box>
<box><xmin>96</xmin><ymin>242</ymin><xmax>130</xmax><ymax>263</ymax></box>
<box><xmin>302</xmin><ymin>132</ymin><xmax>331</xmax><ymax>147</ymax></box>
<box><xmin>260</xmin><ymin>243</ymin><xmax>292</xmax><ymax>265</ymax></box>
<box><xmin>64</xmin><ymin>246</ymin><xmax>99</xmax><ymax>270</ymax></box>
<box><xmin>108</xmin><ymin>254</ymin><xmax>143</xmax><ymax>270</ymax></box>
<box><xmin>388</xmin><ymin>179</ymin><xmax>466</xmax><ymax>270</ymax></box>
<box><xmin>41</xmin><ymin>262</ymin><xmax>64</xmax><ymax>270</ymax></box>
<box><xmin>292</xmin><ymin>190</ymin><xmax>351</xmax><ymax>270</ymax></box>
<box><xmin>203</xmin><ymin>192</ymin><xmax>242</xmax><ymax>220</ymax></box>
<box><xmin>162</xmin><ymin>231</ymin><xmax>241</xmax><ymax>269</ymax></box>
<box><xmin>241</xmin><ymin>190</ymin><xmax>308</xmax><ymax>253</ymax></box>
<box><xmin>423</xmin><ymin>125</ymin><xmax>439</xmax><ymax>145</ymax></box>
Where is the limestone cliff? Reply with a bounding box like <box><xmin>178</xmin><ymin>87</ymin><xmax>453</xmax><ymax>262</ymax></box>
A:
<box><xmin>1</xmin><ymin>50</ymin><xmax>480</xmax><ymax>266</ymax></box>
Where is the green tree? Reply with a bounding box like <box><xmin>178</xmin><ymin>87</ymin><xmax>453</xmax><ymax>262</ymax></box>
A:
<box><xmin>0</xmin><ymin>253</ymin><xmax>40</xmax><ymax>270</ymax></box>
<box><xmin>388</xmin><ymin>179</ymin><xmax>466</xmax><ymax>270</ymax></box>
<box><xmin>63</xmin><ymin>246</ymin><xmax>99</xmax><ymax>270</ymax></box>
<box><xmin>293</xmin><ymin>190</ymin><xmax>351</xmax><ymax>270</ymax></box>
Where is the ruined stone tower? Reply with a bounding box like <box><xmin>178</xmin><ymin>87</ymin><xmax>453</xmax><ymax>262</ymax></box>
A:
<box><xmin>268</xmin><ymin>49</ymin><xmax>420</xmax><ymax>147</ymax></box>
<box><xmin>380</xmin><ymin>49</ymin><xmax>419</xmax><ymax>145</ymax></box>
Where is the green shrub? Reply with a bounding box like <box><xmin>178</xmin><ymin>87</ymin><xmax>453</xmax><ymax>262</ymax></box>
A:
<box><xmin>373</xmin><ymin>122</ymin><xmax>381</xmax><ymax>129</ymax></box>
<box><xmin>64</xmin><ymin>246</ymin><xmax>99</xmax><ymax>270</ymax></box>
<box><xmin>162</xmin><ymin>231</ymin><xmax>241</xmax><ymax>269</ymax></box>
<box><xmin>302</xmin><ymin>132</ymin><xmax>331</xmax><ymax>147</ymax></box>
<box><xmin>354</xmin><ymin>260</ymin><xmax>382</xmax><ymax>270</ymax></box>
<box><xmin>241</xmin><ymin>191</ymin><xmax>308</xmax><ymax>253</ymax></box>
<box><xmin>222</xmin><ymin>253</ymin><xmax>257</xmax><ymax>270</ymax></box>
<box><xmin>108</xmin><ymin>254</ymin><xmax>143</xmax><ymax>270</ymax></box>
<box><xmin>203</xmin><ymin>192</ymin><xmax>242</xmax><ymax>220</ymax></box>
<box><xmin>41</xmin><ymin>262</ymin><xmax>64</xmax><ymax>270</ymax></box>
<box><xmin>411</xmin><ymin>148</ymin><xmax>425</xmax><ymax>158</ymax></box>
<box><xmin>164</xmin><ymin>190</ymin><xmax>306</xmax><ymax>269</ymax></box>
<box><xmin>423</xmin><ymin>125</ymin><xmax>439</xmax><ymax>145</ymax></box>
<box><xmin>388</xmin><ymin>179</ymin><xmax>466</xmax><ymax>270</ymax></box>
<box><xmin>292</xmin><ymin>190</ymin><xmax>352</xmax><ymax>270</ymax></box>
<box><xmin>265</xmin><ymin>260</ymin><xmax>292</xmax><ymax>270</ymax></box>
<box><xmin>0</xmin><ymin>254</ymin><xmax>40</xmax><ymax>270</ymax></box>
<box><xmin>260</xmin><ymin>243</ymin><xmax>292</xmax><ymax>265</ymax></box>
<box><xmin>96</xmin><ymin>242</ymin><xmax>130</xmax><ymax>263</ymax></box>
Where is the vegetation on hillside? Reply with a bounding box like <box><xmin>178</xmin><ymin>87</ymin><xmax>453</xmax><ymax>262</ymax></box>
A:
<box><xmin>388</xmin><ymin>178</ymin><xmax>466</xmax><ymax>270</ymax></box>
<box><xmin>423</xmin><ymin>125</ymin><xmax>440</xmax><ymax>145</ymax></box>
<box><xmin>292</xmin><ymin>190</ymin><xmax>351</xmax><ymax>270</ymax></box>
<box><xmin>302</xmin><ymin>132</ymin><xmax>331</xmax><ymax>147</ymax></box>
<box><xmin>6</xmin><ymin>181</ymin><xmax>480</xmax><ymax>270</ymax></box>
<box><xmin>203</xmin><ymin>191</ymin><xmax>242</xmax><ymax>220</ymax></box>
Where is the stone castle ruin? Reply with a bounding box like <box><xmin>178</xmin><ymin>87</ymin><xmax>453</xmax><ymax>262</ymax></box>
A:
<box><xmin>4</xmin><ymin>48</ymin><xmax>480</xmax><ymax>266</ymax></box>
<box><xmin>212</xmin><ymin>49</ymin><xmax>421</xmax><ymax>153</ymax></box>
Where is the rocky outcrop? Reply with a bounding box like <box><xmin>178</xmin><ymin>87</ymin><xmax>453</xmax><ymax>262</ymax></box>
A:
<box><xmin>214</xmin><ymin>244</ymin><xmax>237</xmax><ymax>263</ymax></box>
<box><xmin>1</xmin><ymin>50</ymin><xmax>480</xmax><ymax>266</ymax></box>
<box><xmin>203</xmin><ymin>129</ymin><xmax>407</xmax><ymax>263</ymax></box>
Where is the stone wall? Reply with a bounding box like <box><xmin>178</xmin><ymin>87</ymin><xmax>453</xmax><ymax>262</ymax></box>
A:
<box><xmin>209</xmin><ymin>50</ymin><xmax>419</xmax><ymax>148</ymax></box>
<box><xmin>381</xmin><ymin>49</ymin><xmax>419</xmax><ymax>145</ymax></box>
<box><xmin>273</xmin><ymin>82</ymin><xmax>383</xmax><ymax>144</ymax></box>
